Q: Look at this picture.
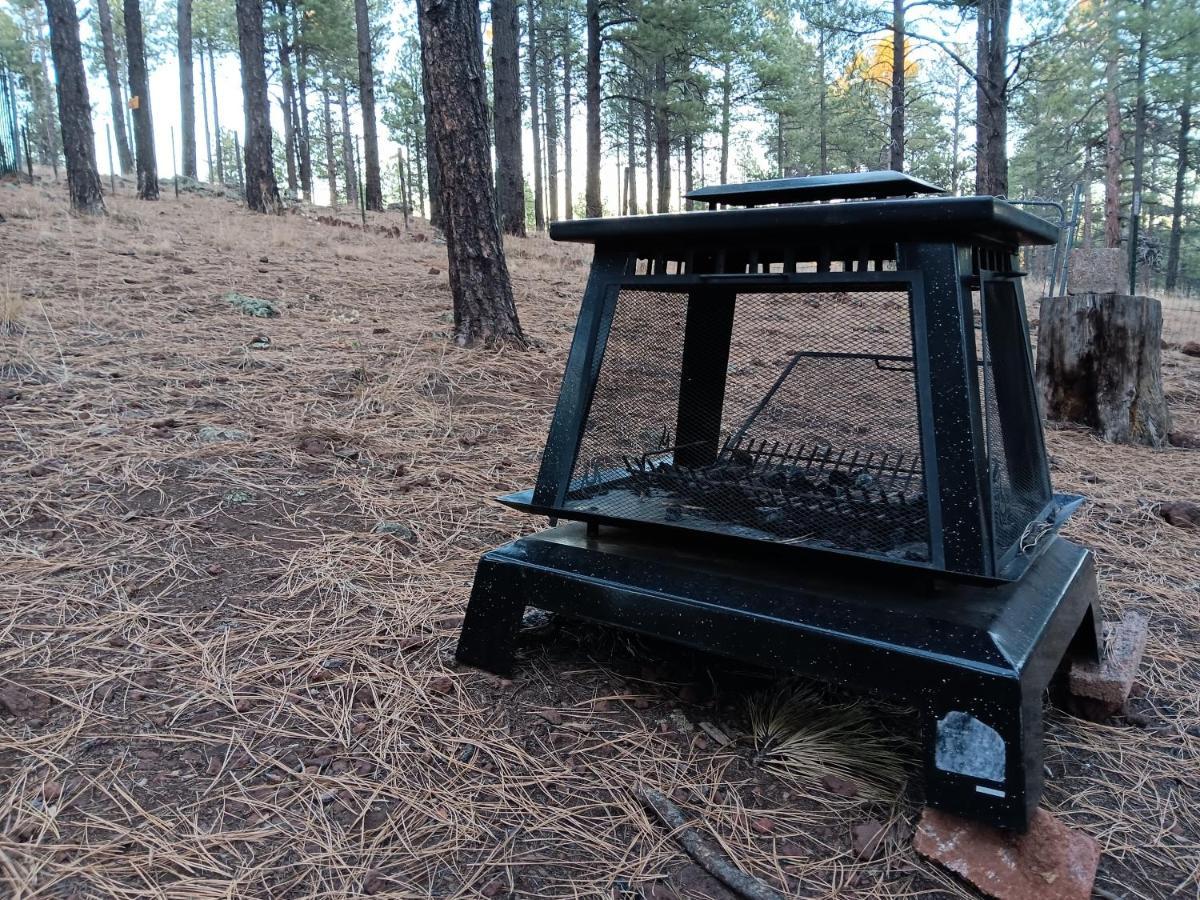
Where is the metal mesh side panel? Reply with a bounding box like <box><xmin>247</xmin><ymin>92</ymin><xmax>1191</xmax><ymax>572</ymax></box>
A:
<box><xmin>980</xmin><ymin>283</ymin><xmax>1052</xmax><ymax>560</ymax></box>
<box><xmin>564</xmin><ymin>288</ymin><xmax>929</xmax><ymax>560</ymax></box>
<box><xmin>567</xmin><ymin>292</ymin><xmax>689</xmax><ymax>489</ymax></box>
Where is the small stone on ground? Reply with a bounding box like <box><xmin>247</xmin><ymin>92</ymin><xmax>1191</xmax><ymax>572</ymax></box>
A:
<box><xmin>1156</xmin><ymin>500</ymin><xmax>1200</xmax><ymax>529</ymax></box>
<box><xmin>914</xmin><ymin>807</ymin><xmax>1099</xmax><ymax>900</ymax></box>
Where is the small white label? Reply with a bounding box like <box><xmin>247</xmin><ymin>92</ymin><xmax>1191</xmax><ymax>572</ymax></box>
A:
<box><xmin>975</xmin><ymin>785</ymin><xmax>1006</xmax><ymax>798</ymax></box>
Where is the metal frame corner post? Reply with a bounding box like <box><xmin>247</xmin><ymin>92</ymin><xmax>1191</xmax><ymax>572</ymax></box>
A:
<box><xmin>532</xmin><ymin>248</ymin><xmax>629</xmax><ymax>507</ymax></box>
<box><xmin>899</xmin><ymin>241</ymin><xmax>991</xmax><ymax>576</ymax></box>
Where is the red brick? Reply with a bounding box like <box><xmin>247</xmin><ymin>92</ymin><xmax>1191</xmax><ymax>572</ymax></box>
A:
<box><xmin>1068</xmin><ymin>610</ymin><xmax>1149</xmax><ymax>720</ymax></box>
<box><xmin>914</xmin><ymin>807</ymin><xmax>1099</xmax><ymax>900</ymax></box>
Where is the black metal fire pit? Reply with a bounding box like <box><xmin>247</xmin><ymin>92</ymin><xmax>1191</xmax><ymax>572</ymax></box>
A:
<box><xmin>456</xmin><ymin>172</ymin><xmax>1102</xmax><ymax>831</ymax></box>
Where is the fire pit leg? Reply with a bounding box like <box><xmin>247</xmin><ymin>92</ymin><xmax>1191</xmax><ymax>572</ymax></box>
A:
<box><xmin>921</xmin><ymin>680</ymin><xmax>1043</xmax><ymax>831</ymax></box>
<box><xmin>455</xmin><ymin>557</ymin><xmax>527</xmax><ymax>676</ymax></box>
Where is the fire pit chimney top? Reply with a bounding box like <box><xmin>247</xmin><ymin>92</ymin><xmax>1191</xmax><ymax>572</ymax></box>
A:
<box><xmin>685</xmin><ymin>171</ymin><xmax>945</xmax><ymax>207</ymax></box>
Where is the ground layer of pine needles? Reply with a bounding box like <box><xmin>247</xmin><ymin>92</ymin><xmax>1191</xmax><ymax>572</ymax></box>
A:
<box><xmin>1</xmin><ymin>177</ymin><xmax>1198</xmax><ymax>899</ymax></box>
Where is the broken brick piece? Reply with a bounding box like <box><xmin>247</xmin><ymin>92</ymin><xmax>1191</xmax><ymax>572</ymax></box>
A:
<box><xmin>1068</xmin><ymin>610</ymin><xmax>1150</xmax><ymax>721</ymax></box>
<box><xmin>914</xmin><ymin>807</ymin><xmax>1099</xmax><ymax>900</ymax></box>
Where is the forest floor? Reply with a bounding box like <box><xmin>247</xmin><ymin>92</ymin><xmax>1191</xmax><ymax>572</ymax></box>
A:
<box><xmin>1</xmin><ymin>173</ymin><xmax>1198</xmax><ymax>900</ymax></box>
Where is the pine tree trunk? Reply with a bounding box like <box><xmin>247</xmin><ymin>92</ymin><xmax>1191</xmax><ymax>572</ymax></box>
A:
<box><xmin>625</xmin><ymin>104</ymin><xmax>636</xmax><ymax>214</ymax></box>
<box><xmin>293</xmin><ymin>2</ymin><xmax>313</xmax><ymax>200</ymax></box>
<box><xmin>562</xmin><ymin>43</ymin><xmax>572</xmax><ymax>219</ymax></box>
<box><xmin>414</xmin><ymin>0</ymin><xmax>442</xmax><ymax>228</ymax></box>
<box><xmin>44</xmin><ymin>0</ymin><xmax>105</xmax><ymax>213</ymax></box>
<box><xmin>643</xmin><ymin>92</ymin><xmax>653</xmax><ymax>213</ymax></box>
<box><xmin>526</xmin><ymin>0</ymin><xmax>544</xmax><ymax>230</ymax></box>
<box><xmin>719</xmin><ymin>58</ymin><xmax>731</xmax><ymax>184</ymax></box>
<box><xmin>491</xmin><ymin>0</ymin><xmax>525</xmax><ymax>234</ymax></box>
<box><xmin>683</xmin><ymin>130</ymin><xmax>693</xmax><ymax>210</ymax></box>
<box><xmin>32</xmin><ymin>9</ymin><xmax>60</xmax><ymax>171</ymax></box>
<box><xmin>818</xmin><ymin>31</ymin><xmax>828</xmax><ymax>174</ymax></box>
<box><xmin>124</xmin><ymin>0</ymin><xmax>159</xmax><ymax>199</ymax></box>
<box><xmin>1036</xmin><ymin>293</ymin><xmax>1170</xmax><ymax>446</ymax></box>
<box><xmin>1165</xmin><ymin>62</ymin><xmax>1192</xmax><ymax>290</ymax></box>
<box><xmin>354</xmin><ymin>0</ymin><xmax>383</xmax><ymax>210</ymax></box>
<box><xmin>235</xmin><ymin>0</ymin><xmax>281</xmax><ymax>213</ymax></box>
<box><xmin>584</xmin><ymin>0</ymin><xmax>601</xmax><ymax>217</ymax></box>
<box><xmin>339</xmin><ymin>81</ymin><xmax>359</xmax><ymax>209</ymax></box>
<box><xmin>412</xmin><ymin>124</ymin><xmax>426</xmax><ymax>215</ymax></box>
<box><xmin>417</xmin><ymin>0</ymin><xmax>525</xmax><ymax>347</ymax></box>
<box><xmin>199</xmin><ymin>42</ymin><xmax>213</xmax><ymax>178</ymax></box>
<box><xmin>973</xmin><ymin>0</ymin><xmax>1009</xmax><ymax>196</ymax></box>
<box><xmin>96</xmin><ymin>0</ymin><xmax>134</xmax><ymax>174</ymax></box>
<box><xmin>542</xmin><ymin>47</ymin><xmax>558</xmax><ymax>222</ymax></box>
<box><xmin>950</xmin><ymin>68</ymin><xmax>962</xmax><ymax>193</ymax></box>
<box><xmin>178</xmin><ymin>0</ymin><xmax>197</xmax><ymax>179</ymax></box>
<box><xmin>1125</xmin><ymin>0</ymin><xmax>1149</xmax><ymax>294</ymax></box>
<box><xmin>275</xmin><ymin>0</ymin><xmax>298</xmax><ymax>194</ymax></box>
<box><xmin>208</xmin><ymin>39</ymin><xmax>224</xmax><ymax>183</ymax></box>
<box><xmin>322</xmin><ymin>80</ymin><xmax>337</xmax><ymax>207</ymax></box>
<box><xmin>1102</xmin><ymin>4</ymin><xmax>1121</xmax><ymax>248</ymax></box>
<box><xmin>653</xmin><ymin>55</ymin><xmax>669</xmax><ymax>214</ymax></box>
<box><xmin>889</xmin><ymin>0</ymin><xmax>904</xmax><ymax>171</ymax></box>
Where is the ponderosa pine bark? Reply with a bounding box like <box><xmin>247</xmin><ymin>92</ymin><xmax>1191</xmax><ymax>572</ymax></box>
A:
<box><xmin>653</xmin><ymin>55</ymin><xmax>669</xmax><ymax>213</ymax></box>
<box><xmin>414</xmin><ymin>0</ymin><xmax>442</xmax><ymax>228</ymax></box>
<box><xmin>974</xmin><ymin>0</ymin><xmax>1009</xmax><ymax>196</ymax></box>
<box><xmin>44</xmin><ymin>0</ymin><xmax>105</xmax><ymax>214</ymax></box>
<box><xmin>339</xmin><ymin>81</ymin><xmax>359</xmax><ymax>209</ymax></box>
<box><xmin>235</xmin><ymin>0</ymin><xmax>281</xmax><ymax>213</ymax></box>
<box><xmin>562</xmin><ymin>44</ymin><xmax>573</xmax><ymax>220</ymax></box>
<box><xmin>492</xmin><ymin>0</ymin><xmax>525</xmax><ymax>234</ymax></box>
<box><xmin>418</xmin><ymin>0</ymin><xmax>525</xmax><ymax>347</ymax></box>
<box><xmin>274</xmin><ymin>0</ymin><xmax>298</xmax><ymax>195</ymax></box>
<box><xmin>542</xmin><ymin>45</ymin><xmax>559</xmax><ymax>222</ymax></box>
<box><xmin>354</xmin><ymin>0</ymin><xmax>383</xmax><ymax>211</ymax></box>
<box><xmin>199</xmin><ymin>41</ymin><xmax>213</xmax><ymax>176</ymax></box>
<box><xmin>178</xmin><ymin>0</ymin><xmax>197</xmax><ymax>179</ymax></box>
<box><xmin>321</xmin><ymin>80</ymin><xmax>338</xmax><ymax>207</ymax></box>
<box><xmin>96</xmin><ymin>0</ymin><xmax>133</xmax><ymax>175</ymax></box>
<box><xmin>292</xmin><ymin>3</ymin><xmax>312</xmax><ymax>199</ymax></box>
<box><xmin>208</xmin><ymin>40</ymin><xmax>225</xmax><ymax>183</ymax></box>
<box><xmin>124</xmin><ymin>0</ymin><xmax>159</xmax><ymax>199</ymax></box>
<box><xmin>526</xmin><ymin>0</ymin><xmax>545</xmax><ymax>230</ymax></box>
<box><xmin>889</xmin><ymin>0</ymin><xmax>904</xmax><ymax>171</ymax></box>
<box><xmin>584</xmin><ymin>0</ymin><xmax>601</xmax><ymax>217</ymax></box>
<box><xmin>1165</xmin><ymin>60</ymin><xmax>1192</xmax><ymax>290</ymax></box>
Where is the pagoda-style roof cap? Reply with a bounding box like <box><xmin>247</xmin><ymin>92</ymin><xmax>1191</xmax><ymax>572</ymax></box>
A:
<box><xmin>549</xmin><ymin>195</ymin><xmax>1060</xmax><ymax>249</ymax></box>
<box><xmin>685</xmin><ymin>171</ymin><xmax>945</xmax><ymax>206</ymax></box>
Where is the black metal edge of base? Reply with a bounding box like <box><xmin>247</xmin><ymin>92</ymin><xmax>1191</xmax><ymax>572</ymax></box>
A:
<box><xmin>455</xmin><ymin>523</ymin><xmax>1102</xmax><ymax>832</ymax></box>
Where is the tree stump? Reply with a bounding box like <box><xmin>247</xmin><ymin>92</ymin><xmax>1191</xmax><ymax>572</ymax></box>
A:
<box><xmin>1036</xmin><ymin>292</ymin><xmax>1171</xmax><ymax>446</ymax></box>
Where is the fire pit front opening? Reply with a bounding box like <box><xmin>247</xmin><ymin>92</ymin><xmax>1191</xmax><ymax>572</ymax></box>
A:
<box><xmin>563</xmin><ymin>287</ymin><xmax>930</xmax><ymax>561</ymax></box>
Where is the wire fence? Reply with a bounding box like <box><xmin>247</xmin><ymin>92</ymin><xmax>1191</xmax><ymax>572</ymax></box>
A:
<box><xmin>1</xmin><ymin>62</ymin><xmax>21</xmax><ymax>177</ymax></box>
<box><xmin>1018</xmin><ymin>195</ymin><xmax>1200</xmax><ymax>347</ymax></box>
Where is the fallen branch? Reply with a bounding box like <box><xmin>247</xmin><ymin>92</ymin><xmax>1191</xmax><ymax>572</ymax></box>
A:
<box><xmin>635</xmin><ymin>784</ymin><xmax>785</xmax><ymax>900</ymax></box>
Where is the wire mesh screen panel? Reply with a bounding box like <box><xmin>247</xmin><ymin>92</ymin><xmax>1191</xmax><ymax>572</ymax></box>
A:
<box><xmin>980</xmin><ymin>280</ymin><xmax>1053</xmax><ymax>563</ymax></box>
<box><xmin>564</xmin><ymin>287</ymin><xmax>929</xmax><ymax>560</ymax></box>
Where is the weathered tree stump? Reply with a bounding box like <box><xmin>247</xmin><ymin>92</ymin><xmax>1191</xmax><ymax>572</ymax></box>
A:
<box><xmin>1036</xmin><ymin>292</ymin><xmax>1171</xmax><ymax>446</ymax></box>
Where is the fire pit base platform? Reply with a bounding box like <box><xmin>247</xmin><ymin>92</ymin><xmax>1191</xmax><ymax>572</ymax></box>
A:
<box><xmin>456</xmin><ymin>522</ymin><xmax>1101</xmax><ymax>832</ymax></box>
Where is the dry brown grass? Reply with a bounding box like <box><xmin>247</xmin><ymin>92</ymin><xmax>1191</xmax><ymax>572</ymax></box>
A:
<box><xmin>0</xmin><ymin>177</ymin><xmax>1197</xmax><ymax>899</ymax></box>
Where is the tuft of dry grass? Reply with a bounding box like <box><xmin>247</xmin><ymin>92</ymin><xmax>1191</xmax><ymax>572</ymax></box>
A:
<box><xmin>747</xmin><ymin>685</ymin><xmax>912</xmax><ymax>799</ymax></box>
<box><xmin>0</xmin><ymin>175</ymin><xmax>1196</xmax><ymax>899</ymax></box>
